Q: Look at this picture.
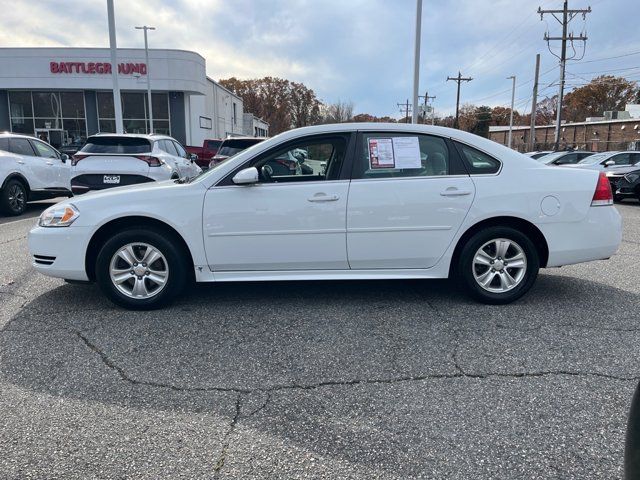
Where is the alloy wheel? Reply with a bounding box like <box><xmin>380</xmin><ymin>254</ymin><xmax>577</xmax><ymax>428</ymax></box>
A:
<box><xmin>7</xmin><ymin>184</ymin><xmax>25</xmax><ymax>213</ymax></box>
<box><xmin>109</xmin><ymin>243</ymin><xmax>169</xmax><ymax>299</ymax></box>
<box><xmin>472</xmin><ymin>238</ymin><xmax>527</xmax><ymax>293</ymax></box>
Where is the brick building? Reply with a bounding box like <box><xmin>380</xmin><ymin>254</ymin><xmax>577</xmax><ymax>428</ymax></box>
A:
<box><xmin>489</xmin><ymin>117</ymin><xmax>640</xmax><ymax>152</ymax></box>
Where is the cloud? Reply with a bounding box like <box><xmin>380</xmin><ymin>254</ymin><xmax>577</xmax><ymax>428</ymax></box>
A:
<box><xmin>0</xmin><ymin>0</ymin><xmax>638</xmax><ymax>118</ymax></box>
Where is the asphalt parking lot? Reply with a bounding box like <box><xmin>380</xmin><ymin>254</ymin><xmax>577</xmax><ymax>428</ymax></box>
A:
<box><xmin>1</xmin><ymin>200</ymin><xmax>639</xmax><ymax>479</ymax></box>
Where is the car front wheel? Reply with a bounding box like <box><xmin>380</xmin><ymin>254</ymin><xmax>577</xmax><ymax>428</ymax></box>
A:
<box><xmin>95</xmin><ymin>228</ymin><xmax>188</xmax><ymax>309</ymax></box>
<box><xmin>457</xmin><ymin>226</ymin><xmax>539</xmax><ymax>305</ymax></box>
<box><xmin>0</xmin><ymin>179</ymin><xmax>28</xmax><ymax>216</ymax></box>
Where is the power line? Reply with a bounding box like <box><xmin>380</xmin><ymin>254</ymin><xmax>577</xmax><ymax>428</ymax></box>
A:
<box><xmin>576</xmin><ymin>49</ymin><xmax>640</xmax><ymax>64</ymax></box>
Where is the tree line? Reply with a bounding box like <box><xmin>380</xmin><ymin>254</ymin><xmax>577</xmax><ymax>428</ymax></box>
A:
<box><xmin>220</xmin><ymin>75</ymin><xmax>639</xmax><ymax>137</ymax></box>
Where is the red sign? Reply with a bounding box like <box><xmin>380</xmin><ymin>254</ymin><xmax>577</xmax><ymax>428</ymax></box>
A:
<box><xmin>49</xmin><ymin>62</ymin><xmax>147</xmax><ymax>75</ymax></box>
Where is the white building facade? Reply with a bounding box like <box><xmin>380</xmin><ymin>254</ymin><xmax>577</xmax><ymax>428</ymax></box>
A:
<box><xmin>0</xmin><ymin>47</ymin><xmax>264</xmax><ymax>149</ymax></box>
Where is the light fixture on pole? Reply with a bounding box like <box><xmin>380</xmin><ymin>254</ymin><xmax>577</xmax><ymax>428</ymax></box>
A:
<box><xmin>107</xmin><ymin>0</ymin><xmax>123</xmax><ymax>134</ymax></box>
<box><xmin>135</xmin><ymin>25</ymin><xmax>156</xmax><ymax>134</ymax></box>
<box><xmin>507</xmin><ymin>75</ymin><xmax>516</xmax><ymax>149</ymax></box>
<box><xmin>411</xmin><ymin>0</ymin><xmax>423</xmax><ymax>124</ymax></box>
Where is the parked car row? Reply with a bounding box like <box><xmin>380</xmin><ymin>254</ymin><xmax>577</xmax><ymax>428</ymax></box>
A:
<box><xmin>525</xmin><ymin>149</ymin><xmax>640</xmax><ymax>202</ymax></box>
<box><xmin>0</xmin><ymin>132</ymin><xmax>202</xmax><ymax>215</ymax></box>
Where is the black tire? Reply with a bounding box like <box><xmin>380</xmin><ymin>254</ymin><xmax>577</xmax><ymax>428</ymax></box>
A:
<box><xmin>0</xmin><ymin>179</ymin><xmax>28</xmax><ymax>216</ymax></box>
<box><xmin>95</xmin><ymin>228</ymin><xmax>189</xmax><ymax>310</ymax></box>
<box><xmin>456</xmin><ymin>226</ymin><xmax>540</xmax><ymax>305</ymax></box>
<box><xmin>614</xmin><ymin>194</ymin><xmax>623</xmax><ymax>203</ymax></box>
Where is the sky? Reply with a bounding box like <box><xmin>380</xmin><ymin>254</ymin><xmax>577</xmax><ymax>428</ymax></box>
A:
<box><xmin>0</xmin><ymin>0</ymin><xmax>638</xmax><ymax>119</ymax></box>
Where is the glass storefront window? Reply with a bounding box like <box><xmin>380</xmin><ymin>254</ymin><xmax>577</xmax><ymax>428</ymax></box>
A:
<box><xmin>121</xmin><ymin>92</ymin><xmax>146</xmax><ymax>119</ymax></box>
<box><xmin>152</xmin><ymin>93</ymin><xmax>169</xmax><ymax>119</ymax></box>
<box><xmin>153</xmin><ymin>120</ymin><xmax>170</xmax><ymax>135</ymax></box>
<box><xmin>99</xmin><ymin>119</ymin><xmax>116</xmax><ymax>133</ymax></box>
<box><xmin>35</xmin><ymin>118</ymin><xmax>62</xmax><ymax>130</ymax></box>
<box><xmin>33</xmin><ymin>92</ymin><xmax>62</xmax><ymax>118</ymax></box>
<box><xmin>123</xmin><ymin>119</ymin><xmax>149</xmax><ymax>134</ymax></box>
<box><xmin>8</xmin><ymin>91</ymin><xmax>33</xmax><ymax>118</ymax></box>
<box><xmin>11</xmin><ymin>118</ymin><xmax>34</xmax><ymax>135</ymax></box>
<box><xmin>97</xmin><ymin>92</ymin><xmax>115</xmax><ymax>118</ymax></box>
<box><xmin>61</xmin><ymin>92</ymin><xmax>85</xmax><ymax>118</ymax></box>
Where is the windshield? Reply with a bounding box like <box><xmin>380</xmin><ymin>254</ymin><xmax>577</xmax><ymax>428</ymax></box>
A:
<box><xmin>537</xmin><ymin>152</ymin><xmax>566</xmax><ymax>164</ymax></box>
<box><xmin>577</xmin><ymin>152</ymin><xmax>611</xmax><ymax>165</ymax></box>
<box><xmin>80</xmin><ymin>137</ymin><xmax>151</xmax><ymax>154</ymax></box>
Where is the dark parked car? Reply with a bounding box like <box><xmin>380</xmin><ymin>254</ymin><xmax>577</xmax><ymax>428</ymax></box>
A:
<box><xmin>537</xmin><ymin>150</ymin><xmax>595</xmax><ymax>166</ymax></box>
<box><xmin>606</xmin><ymin>166</ymin><xmax>640</xmax><ymax>202</ymax></box>
<box><xmin>209</xmin><ymin>137</ymin><xmax>266</xmax><ymax>167</ymax></box>
<box><xmin>59</xmin><ymin>140</ymin><xmax>86</xmax><ymax>156</ymax></box>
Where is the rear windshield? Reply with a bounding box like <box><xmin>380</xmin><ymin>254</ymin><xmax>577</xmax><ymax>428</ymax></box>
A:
<box><xmin>206</xmin><ymin>140</ymin><xmax>222</xmax><ymax>149</ymax></box>
<box><xmin>80</xmin><ymin>137</ymin><xmax>152</xmax><ymax>154</ymax></box>
<box><xmin>218</xmin><ymin>139</ymin><xmax>263</xmax><ymax>157</ymax></box>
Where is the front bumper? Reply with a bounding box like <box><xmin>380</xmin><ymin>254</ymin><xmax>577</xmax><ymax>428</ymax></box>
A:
<box><xmin>28</xmin><ymin>225</ymin><xmax>93</xmax><ymax>281</ymax></box>
<box><xmin>540</xmin><ymin>206</ymin><xmax>622</xmax><ymax>268</ymax></box>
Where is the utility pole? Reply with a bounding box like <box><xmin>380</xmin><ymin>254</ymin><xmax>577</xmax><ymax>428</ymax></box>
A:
<box><xmin>397</xmin><ymin>99</ymin><xmax>412</xmax><ymax>123</ymax></box>
<box><xmin>538</xmin><ymin>1</ymin><xmax>590</xmax><ymax>150</ymax></box>
<box><xmin>507</xmin><ymin>75</ymin><xmax>516</xmax><ymax>149</ymax></box>
<box><xmin>135</xmin><ymin>25</ymin><xmax>156</xmax><ymax>134</ymax></box>
<box><xmin>529</xmin><ymin>53</ymin><xmax>541</xmax><ymax>151</ymax></box>
<box><xmin>107</xmin><ymin>0</ymin><xmax>123</xmax><ymax>134</ymax></box>
<box><xmin>447</xmin><ymin>72</ymin><xmax>472</xmax><ymax>129</ymax></box>
<box><xmin>412</xmin><ymin>0</ymin><xmax>423</xmax><ymax>124</ymax></box>
<box><xmin>419</xmin><ymin>91</ymin><xmax>436</xmax><ymax>124</ymax></box>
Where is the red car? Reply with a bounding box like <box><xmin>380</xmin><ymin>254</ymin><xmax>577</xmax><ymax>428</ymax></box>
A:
<box><xmin>185</xmin><ymin>139</ymin><xmax>223</xmax><ymax>169</ymax></box>
<box><xmin>209</xmin><ymin>137</ymin><xmax>266</xmax><ymax>167</ymax></box>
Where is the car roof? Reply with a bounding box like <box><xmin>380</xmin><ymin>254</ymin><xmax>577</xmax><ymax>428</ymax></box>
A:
<box><xmin>0</xmin><ymin>132</ymin><xmax>42</xmax><ymax>140</ymax></box>
<box><xmin>88</xmin><ymin>133</ymin><xmax>172</xmax><ymax>140</ymax></box>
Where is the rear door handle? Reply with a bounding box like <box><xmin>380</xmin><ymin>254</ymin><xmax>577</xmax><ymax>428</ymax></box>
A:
<box><xmin>46</xmin><ymin>161</ymin><xmax>54</xmax><ymax>165</ymax></box>
<box><xmin>308</xmin><ymin>193</ymin><xmax>339</xmax><ymax>202</ymax></box>
<box><xmin>440</xmin><ymin>189</ymin><xmax>472</xmax><ymax>197</ymax></box>
<box><xmin>17</xmin><ymin>160</ymin><xmax>25</xmax><ymax>164</ymax></box>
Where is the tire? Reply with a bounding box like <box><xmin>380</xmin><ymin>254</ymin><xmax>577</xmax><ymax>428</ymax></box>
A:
<box><xmin>614</xmin><ymin>194</ymin><xmax>622</xmax><ymax>203</ymax></box>
<box><xmin>95</xmin><ymin>228</ymin><xmax>189</xmax><ymax>310</ymax></box>
<box><xmin>0</xmin><ymin>179</ymin><xmax>28</xmax><ymax>216</ymax></box>
<box><xmin>456</xmin><ymin>226</ymin><xmax>540</xmax><ymax>305</ymax></box>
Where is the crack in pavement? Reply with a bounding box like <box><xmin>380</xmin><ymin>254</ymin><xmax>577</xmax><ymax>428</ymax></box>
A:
<box><xmin>213</xmin><ymin>393</ymin><xmax>242</xmax><ymax>476</ymax></box>
<box><xmin>0</xmin><ymin>235</ymin><xmax>26</xmax><ymax>246</ymax></box>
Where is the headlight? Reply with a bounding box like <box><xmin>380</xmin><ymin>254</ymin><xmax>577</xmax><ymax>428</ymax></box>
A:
<box><xmin>38</xmin><ymin>204</ymin><xmax>80</xmax><ymax>227</ymax></box>
<box><xmin>624</xmin><ymin>173</ymin><xmax>640</xmax><ymax>183</ymax></box>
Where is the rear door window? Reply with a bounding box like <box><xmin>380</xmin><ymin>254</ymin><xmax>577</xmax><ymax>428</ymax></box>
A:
<box><xmin>454</xmin><ymin>142</ymin><xmax>501</xmax><ymax>174</ymax></box>
<box><xmin>80</xmin><ymin>137</ymin><xmax>152</xmax><ymax>154</ymax></box>
<box><xmin>159</xmin><ymin>139</ymin><xmax>178</xmax><ymax>156</ymax></box>
<box><xmin>8</xmin><ymin>138</ymin><xmax>36</xmax><ymax>156</ymax></box>
<box><xmin>354</xmin><ymin>133</ymin><xmax>451</xmax><ymax>179</ymax></box>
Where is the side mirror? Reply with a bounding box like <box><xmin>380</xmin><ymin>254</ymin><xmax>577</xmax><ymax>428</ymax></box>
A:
<box><xmin>604</xmin><ymin>159</ymin><xmax>615</xmax><ymax>167</ymax></box>
<box><xmin>232</xmin><ymin>167</ymin><xmax>259</xmax><ymax>185</ymax></box>
<box><xmin>60</xmin><ymin>153</ymin><xmax>69</xmax><ymax>163</ymax></box>
<box><xmin>189</xmin><ymin>153</ymin><xmax>198</xmax><ymax>162</ymax></box>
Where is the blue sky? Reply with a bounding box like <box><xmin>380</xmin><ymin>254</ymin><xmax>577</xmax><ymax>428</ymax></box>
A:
<box><xmin>1</xmin><ymin>0</ymin><xmax>638</xmax><ymax>118</ymax></box>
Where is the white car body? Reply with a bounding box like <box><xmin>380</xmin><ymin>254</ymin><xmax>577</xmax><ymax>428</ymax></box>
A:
<box><xmin>29</xmin><ymin>124</ymin><xmax>622</xmax><ymax>305</ymax></box>
<box><xmin>70</xmin><ymin>134</ymin><xmax>201</xmax><ymax>194</ymax></box>
<box><xmin>563</xmin><ymin>150</ymin><xmax>640</xmax><ymax>172</ymax></box>
<box><xmin>0</xmin><ymin>133</ymin><xmax>71</xmax><ymax>194</ymax></box>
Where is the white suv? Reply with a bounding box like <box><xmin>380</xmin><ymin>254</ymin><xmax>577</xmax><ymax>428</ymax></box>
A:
<box><xmin>70</xmin><ymin>134</ymin><xmax>202</xmax><ymax>194</ymax></box>
<box><xmin>0</xmin><ymin>133</ymin><xmax>72</xmax><ymax>216</ymax></box>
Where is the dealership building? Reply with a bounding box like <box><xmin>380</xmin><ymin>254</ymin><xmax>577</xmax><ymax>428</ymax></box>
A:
<box><xmin>0</xmin><ymin>47</ymin><xmax>268</xmax><ymax>150</ymax></box>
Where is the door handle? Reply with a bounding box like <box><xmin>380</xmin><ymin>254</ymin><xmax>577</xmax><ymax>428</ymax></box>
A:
<box><xmin>17</xmin><ymin>160</ymin><xmax>25</xmax><ymax>164</ymax></box>
<box><xmin>440</xmin><ymin>189</ymin><xmax>472</xmax><ymax>197</ymax></box>
<box><xmin>307</xmin><ymin>193</ymin><xmax>339</xmax><ymax>202</ymax></box>
<box><xmin>46</xmin><ymin>161</ymin><xmax>54</xmax><ymax>165</ymax></box>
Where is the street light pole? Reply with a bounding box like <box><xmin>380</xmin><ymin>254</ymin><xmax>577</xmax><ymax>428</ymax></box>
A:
<box><xmin>411</xmin><ymin>0</ymin><xmax>423</xmax><ymax>124</ymax></box>
<box><xmin>107</xmin><ymin>0</ymin><xmax>123</xmax><ymax>134</ymax></box>
<box><xmin>507</xmin><ymin>75</ymin><xmax>516</xmax><ymax>149</ymax></box>
<box><xmin>135</xmin><ymin>25</ymin><xmax>156</xmax><ymax>134</ymax></box>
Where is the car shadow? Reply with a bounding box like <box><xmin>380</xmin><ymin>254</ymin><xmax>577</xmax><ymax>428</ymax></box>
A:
<box><xmin>1</xmin><ymin>274</ymin><xmax>639</xmax><ymax>474</ymax></box>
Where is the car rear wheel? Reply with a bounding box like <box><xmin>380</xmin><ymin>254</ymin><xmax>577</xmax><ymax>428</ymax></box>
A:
<box><xmin>95</xmin><ymin>228</ymin><xmax>188</xmax><ymax>309</ymax></box>
<box><xmin>0</xmin><ymin>179</ymin><xmax>28</xmax><ymax>216</ymax></box>
<box><xmin>457</xmin><ymin>226</ymin><xmax>539</xmax><ymax>304</ymax></box>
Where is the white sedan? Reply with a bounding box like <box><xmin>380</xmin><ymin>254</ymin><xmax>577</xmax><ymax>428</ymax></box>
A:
<box><xmin>28</xmin><ymin>124</ymin><xmax>622</xmax><ymax>309</ymax></box>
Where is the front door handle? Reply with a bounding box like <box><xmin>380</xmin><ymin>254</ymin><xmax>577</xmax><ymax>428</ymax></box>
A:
<box><xmin>440</xmin><ymin>188</ymin><xmax>472</xmax><ymax>197</ymax></box>
<box><xmin>17</xmin><ymin>160</ymin><xmax>25</xmax><ymax>164</ymax></box>
<box><xmin>46</xmin><ymin>161</ymin><xmax>54</xmax><ymax>165</ymax></box>
<box><xmin>308</xmin><ymin>193</ymin><xmax>339</xmax><ymax>202</ymax></box>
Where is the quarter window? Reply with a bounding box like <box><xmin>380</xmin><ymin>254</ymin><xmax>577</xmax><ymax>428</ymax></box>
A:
<box><xmin>455</xmin><ymin>142</ymin><xmax>501</xmax><ymax>174</ymax></box>
<box><xmin>159</xmin><ymin>139</ymin><xmax>178</xmax><ymax>156</ymax></box>
<box><xmin>173</xmin><ymin>141</ymin><xmax>187</xmax><ymax>158</ymax></box>
<box><xmin>8</xmin><ymin>138</ymin><xmax>36</xmax><ymax>156</ymax></box>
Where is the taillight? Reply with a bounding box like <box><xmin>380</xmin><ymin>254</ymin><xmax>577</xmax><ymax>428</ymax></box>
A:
<box><xmin>592</xmin><ymin>171</ymin><xmax>613</xmax><ymax>206</ymax></box>
<box><xmin>134</xmin><ymin>155</ymin><xmax>162</xmax><ymax>167</ymax></box>
<box><xmin>71</xmin><ymin>154</ymin><xmax>88</xmax><ymax>166</ymax></box>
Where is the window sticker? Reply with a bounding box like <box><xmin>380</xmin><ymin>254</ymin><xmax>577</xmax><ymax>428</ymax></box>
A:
<box><xmin>392</xmin><ymin>136</ymin><xmax>422</xmax><ymax>169</ymax></box>
<box><xmin>368</xmin><ymin>138</ymin><xmax>395</xmax><ymax>169</ymax></box>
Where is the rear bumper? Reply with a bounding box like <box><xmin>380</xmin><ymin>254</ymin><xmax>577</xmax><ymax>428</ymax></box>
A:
<box><xmin>28</xmin><ymin>225</ymin><xmax>92</xmax><ymax>281</ymax></box>
<box><xmin>71</xmin><ymin>174</ymin><xmax>155</xmax><ymax>194</ymax></box>
<box><xmin>541</xmin><ymin>206</ymin><xmax>622</xmax><ymax>267</ymax></box>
